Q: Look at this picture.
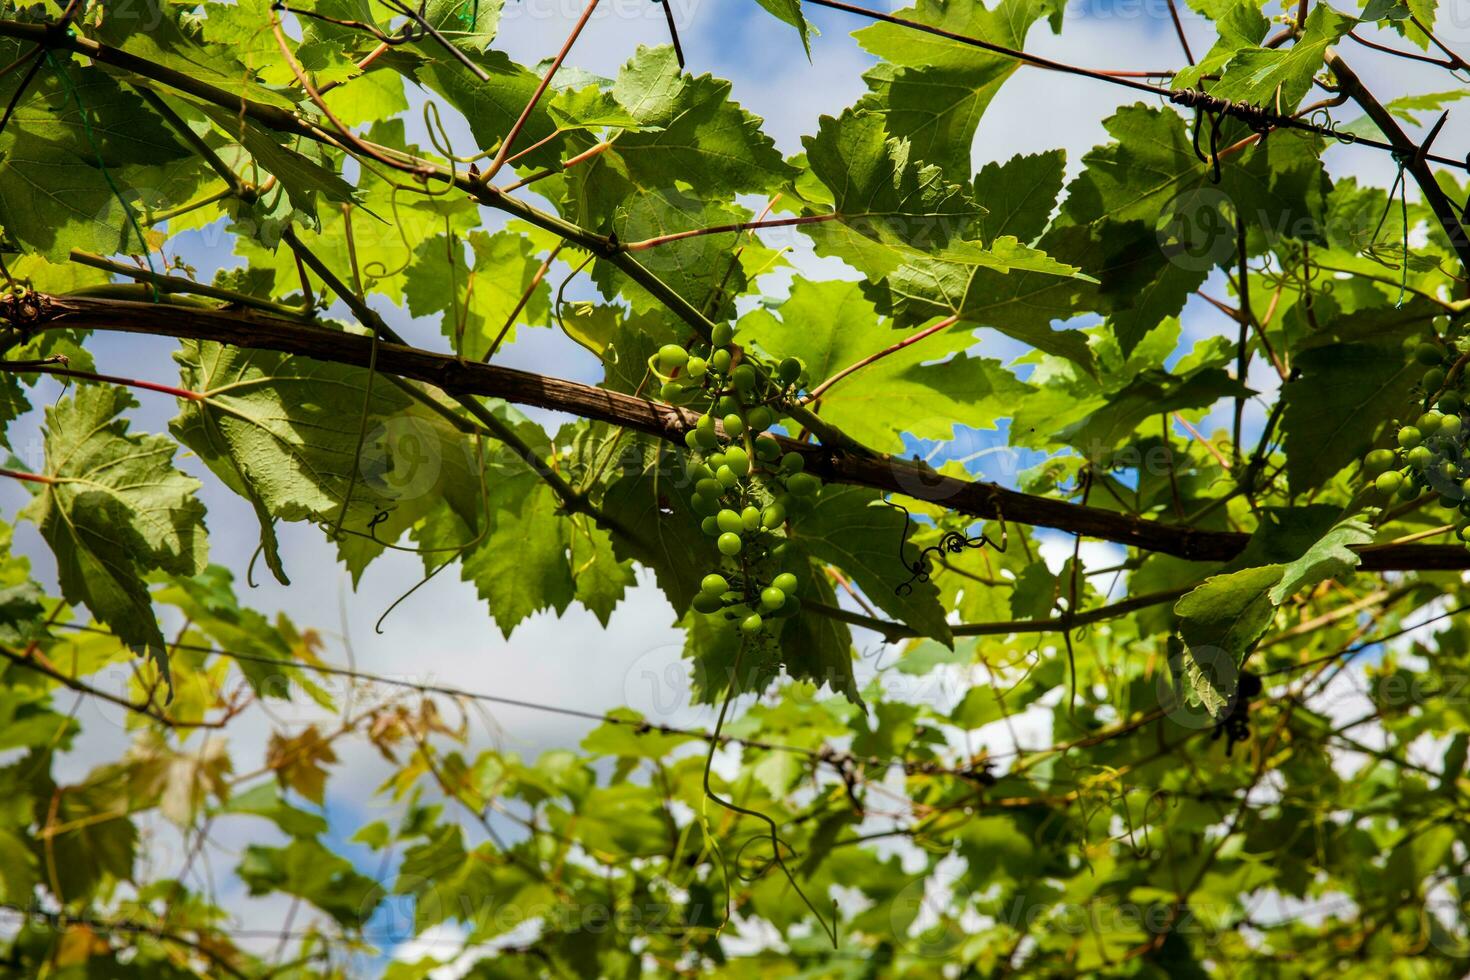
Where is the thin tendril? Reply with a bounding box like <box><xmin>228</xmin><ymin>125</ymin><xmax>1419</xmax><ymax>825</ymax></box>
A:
<box><xmin>701</xmin><ymin>639</ymin><xmax>840</xmax><ymax>948</ymax></box>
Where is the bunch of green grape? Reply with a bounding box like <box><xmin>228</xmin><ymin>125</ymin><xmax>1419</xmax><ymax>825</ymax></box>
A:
<box><xmin>650</xmin><ymin>323</ymin><xmax>819</xmax><ymax>634</ymax></box>
<box><xmin>1364</xmin><ymin>316</ymin><xmax>1470</xmax><ymax>539</ymax></box>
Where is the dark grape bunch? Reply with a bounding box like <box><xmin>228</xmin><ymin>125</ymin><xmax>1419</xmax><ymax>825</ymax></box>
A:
<box><xmin>1365</xmin><ymin>317</ymin><xmax>1470</xmax><ymax>539</ymax></box>
<box><xmin>651</xmin><ymin>323</ymin><xmax>818</xmax><ymax>634</ymax></box>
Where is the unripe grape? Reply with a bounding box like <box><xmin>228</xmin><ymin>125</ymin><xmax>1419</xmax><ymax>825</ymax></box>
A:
<box><xmin>701</xmin><ymin>573</ymin><xmax>729</xmax><ymax>596</ymax></box>
<box><xmin>701</xmin><ymin>516</ymin><xmax>720</xmax><ymax>537</ymax></box>
<box><xmin>1407</xmin><ymin>446</ymin><xmax>1434</xmax><ymax>469</ymax></box>
<box><xmin>772</xmin><ymin>572</ymin><xmax>798</xmax><ymax>594</ymax></box>
<box><xmin>1460</xmin><ymin>525</ymin><xmax>1470</xmax><ymax>542</ymax></box>
<box><xmin>706</xmin><ymin>451</ymin><xmax>726</xmax><ymax>470</ymax></box>
<box><xmin>1440</xmin><ymin>393</ymin><xmax>1463</xmax><ymax>413</ymax></box>
<box><xmin>778</xmin><ymin>357</ymin><xmax>802</xmax><ymax>383</ymax></box>
<box><xmin>717</xmin><ymin>532</ymin><xmax>743</xmax><ymax>556</ymax></box>
<box><xmin>692</xmin><ymin>493</ymin><xmax>719</xmax><ymax>516</ymax></box>
<box><xmin>1419</xmin><ymin>411</ymin><xmax>1444</xmax><ymax>434</ymax></box>
<box><xmin>761</xmin><ymin>501</ymin><xmax>786</xmax><ymax>528</ymax></box>
<box><xmin>684</xmin><ymin>430</ymin><xmax>703</xmax><ymax>451</ymax></box>
<box><xmin>660</xmin><ymin>381</ymin><xmax>685</xmax><ymax>401</ymax></box>
<box><xmin>716</xmin><ymin>465</ymin><xmax>740</xmax><ymax>489</ymax></box>
<box><xmin>780</xmin><ymin>451</ymin><xmax>804</xmax><ymax>474</ymax></box>
<box><xmin>740</xmin><ymin>612</ymin><xmax>763</xmax><ymax>634</ymax></box>
<box><xmin>658</xmin><ymin>344</ymin><xmax>689</xmax><ymax>373</ymax></box>
<box><xmin>717</xmin><ymin>509</ymin><xmax>744</xmax><ymax>534</ymax></box>
<box><xmin>1460</xmin><ymin>476</ymin><xmax>1470</xmax><ymax>497</ymax></box>
<box><xmin>696</xmin><ymin>478</ymin><xmax>723</xmax><ymax>497</ymax></box>
<box><xmin>697</xmin><ymin>412</ymin><xmax>717</xmax><ymax>432</ymax></box>
<box><xmin>1375</xmin><ymin>471</ymin><xmax>1404</xmax><ymax>494</ymax></box>
<box><xmin>712</xmin><ymin>322</ymin><xmax>734</xmax><ymax>347</ymax></box>
<box><xmin>711</xmin><ymin>349</ymin><xmax>732</xmax><ymax>373</ymax></box>
<box><xmin>692</xmin><ymin>593</ymin><xmax>724</xmax><ymax>614</ymax></box>
<box><xmin>741</xmin><ymin>506</ymin><xmax>762</xmax><ymax>531</ymax></box>
<box><xmin>747</xmin><ymin>406</ymin><xmax>775</xmax><ymax>431</ymax></box>
<box><xmin>1443</xmin><ymin>415</ymin><xmax>1464</xmax><ymax>438</ymax></box>
<box><xmin>716</xmin><ymin>395</ymin><xmax>740</xmax><ymax>417</ymax></box>
<box><xmin>687</xmin><ymin>357</ymin><xmax>708</xmax><ymax>380</ymax></box>
<box><xmin>761</xmin><ymin>587</ymin><xmax>785</xmax><ymax>610</ymax></box>
<box><xmin>1399</xmin><ymin>426</ymin><xmax>1423</xmax><ymax>449</ymax></box>
<box><xmin>1364</xmin><ymin>449</ymin><xmax>1396</xmax><ymax>474</ymax></box>
<box><xmin>725</xmin><ymin>446</ymin><xmax>750</xmax><ymax>476</ymax></box>
<box><xmin>732</xmin><ymin>364</ymin><xmax>756</xmax><ymax>392</ymax></box>
<box><xmin>1434</xmin><ymin>315</ymin><xmax>1451</xmax><ymax>332</ymax></box>
<box><xmin>723</xmin><ymin>413</ymin><xmax>746</xmax><ymax>437</ymax></box>
<box><xmin>1425</xmin><ymin>367</ymin><xmax>1447</xmax><ymax>390</ymax></box>
<box><xmin>787</xmin><ymin>472</ymin><xmax>819</xmax><ymax>496</ymax></box>
<box><xmin>1399</xmin><ymin>478</ymin><xmax>1419</xmax><ymax>499</ymax></box>
<box><xmin>1416</xmin><ymin>343</ymin><xmax>1444</xmax><ymax>365</ymax></box>
<box><xmin>688</xmin><ymin>461</ymin><xmax>714</xmax><ymax>482</ymax></box>
<box><xmin>754</xmin><ymin>434</ymin><xmax>782</xmax><ymax>460</ymax></box>
<box><xmin>694</xmin><ymin>427</ymin><xmax>719</xmax><ymax>449</ymax></box>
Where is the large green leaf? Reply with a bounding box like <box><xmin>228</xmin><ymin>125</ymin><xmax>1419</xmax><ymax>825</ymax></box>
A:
<box><xmin>21</xmin><ymin>386</ymin><xmax>208</xmax><ymax>683</ymax></box>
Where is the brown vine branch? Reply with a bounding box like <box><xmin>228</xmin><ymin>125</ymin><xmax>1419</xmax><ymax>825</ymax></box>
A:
<box><xmin>10</xmin><ymin>291</ymin><xmax>1469</xmax><ymax>571</ymax></box>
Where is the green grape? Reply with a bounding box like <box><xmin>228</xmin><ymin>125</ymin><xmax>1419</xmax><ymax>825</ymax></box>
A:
<box><xmin>696</xmin><ymin>478</ymin><xmax>723</xmax><ymax>497</ymax></box>
<box><xmin>701</xmin><ymin>573</ymin><xmax>729</xmax><ymax>596</ymax></box>
<box><xmin>701</xmin><ymin>516</ymin><xmax>720</xmax><ymax>537</ymax></box>
<box><xmin>717</xmin><ymin>509</ymin><xmax>744</xmax><ymax>534</ymax></box>
<box><xmin>723</xmin><ymin>413</ymin><xmax>746</xmax><ymax>437</ymax></box>
<box><xmin>692</xmin><ymin>593</ymin><xmax>724</xmax><ymax>614</ymax></box>
<box><xmin>778</xmin><ymin>357</ymin><xmax>802</xmax><ymax>383</ymax></box>
<box><xmin>684</xmin><ymin>430</ymin><xmax>703</xmax><ymax>451</ymax></box>
<box><xmin>773</xmin><ymin>572</ymin><xmax>799</xmax><ymax>594</ymax></box>
<box><xmin>697</xmin><ymin>412</ymin><xmax>717</xmax><ymax>432</ymax></box>
<box><xmin>1439</xmin><ymin>460</ymin><xmax>1459</xmax><ymax>482</ymax></box>
<box><xmin>688</xmin><ymin>461</ymin><xmax>714</xmax><ymax>482</ymax></box>
<box><xmin>711</xmin><ymin>349</ymin><xmax>732</xmax><ymax>373</ymax></box>
<box><xmin>1440</xmin><ymin>393</ymin><xmax>1463</xmax><ymax>413</ymax></box>
<box><xmin>657</xmin><ymin>344</ymin><xmax>689</xmax><ymax>373</ymax></box>
<box><xmin>712</xmin><ymin>322</ymin><xmax>734</xmax><ymax>346</ymax></box>
<box><xmin>1364</xmin><ymin>449</ymin><xmax>1396</xmax><ymax>474</ymax></box>
<box><xmin>1460</xmin><ymin>476</ymin><xmax>1470</xmax><ymax>497</ymax></box>
<box><xmin>771</xmin><ymin>541</ymin><xmax>790</xmax><ymax>559</ymax></box>
<box><xmin>725</xmin><ymin>446</ymin><xmax>751</xmax><ymax>476</ymax></box>
<box><xmin>761</xmin><ymin>501</ymin><xmax>786</xmax><ymax>529</ymax></box>
<box><xmin>1425</xmin><ymin>367</ymin><xmax>1447</xmax><ymax>390</ymax></box>
<box><xmin>692</xmin><ymin>493</ymin><xmax>720</xmax><ymax>516</ymax></box>
<box><xmin>716</xmin><ymin>465</ymin><xmax>740</xmax><ymax>489</ymax></box>
<box><xmin>1407</xmin><ymin>445</ymin><xmax>1434</xmax><ymax>469</ymax></box>
<box><xmin>780</xmin><ymin>451</ymin><xmax>804</xmax><ymax>474</ymax></box>
<box><xmin>1460</xmin><ymin>525</ymin><xmax>1470</xmax><ymax>542</ymax></box>
<box><xmin>754</xmin><ymin>434</ymin><xmax>782</xmax><ymax>460</ymax></box>
<box><xmin>1399</xmin><ymin>477</ymin><xmax>1420</xmax><ymax>499</ymax></box>
<box><xmin>731</xmin><ymin>364</ymin><xmax>756</xmax><ymax>392</ymax></box>
<box><xmin>716</xmin><ymin>395</ymin><xmax>740</xmax><ymax>417</ymax></box>
<box><xmin>717</xmin><ymin>532</ymin><xmax>743</xmax><ymax>556</ymax></box>
<box><xmin>1419</xmin><ymin>411</ymin><xmax>1444</xmax><ymax>434</ymax></box>
<box><xmin>787</xmin><ymin>472</ymin><xmax>819</xmax><ymax>496</ymax></box>
<box><xmin>1415</xmin><ymin>343</ymin><xmax>1444</xmax><ymax>366</ymax></box>
<box><xmin>1399</xmin><ymin>426</ymin><xmax>1423</xmax><ymax>449</ymax></box>
<box><xmin>1375</xmin><ymin>471</ymin><xmax>1404</xmax><ymax>494</ymax></box>
<box><xmin>740</xmin><ymin>612</ymin><xmax>763</xmax><ymax>634</ymax></box>
<box><xmin>660</xmin><ymin>381</ymin><xmax>685</xmax><ymax>401</ymax></box>
<box><xmin>760</xmin><ymin>586</ymin><xmax>785</xmax><ymax>610</ymax></box>
<box><xmin>694</xmin><ymin>427</ymin><xmax>719</xmax><ymax>450</ymax></box>
<box><xmin>687</xmin><ymin>357</ymin><xmax>708</xmax><ymax>380</ymax></box>
<box><xmin>1443</xmin><ymin>415</ymin><xmax>1464</xmax><ymax>438</ymax></box>
<box><xmin>1434</xmin><ymin>315</ymin><xmax>1451</xmax><ymax>332</ymax></box>
<box><xmin>741</xmin><ymin>506</ymin><xmax>762</xmax><ymax>531</ymax></box>
<box><xmin>706</xmin><ymin>451</ymin><xmax>727</xmax><ymax>470</ymax></box>
<box><xmin>747</xmin><ymin>406</ymin><xmax>774</xmax><ymax>431</ymax></box>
